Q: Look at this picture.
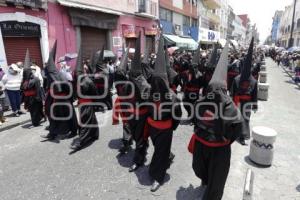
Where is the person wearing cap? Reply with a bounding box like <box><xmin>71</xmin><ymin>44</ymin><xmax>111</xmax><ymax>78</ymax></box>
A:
<box><xmin>231</xmin><ymin>38</ymin><xmax>258</xmax><ymax>145</ymax></box>
<box><xmin>2</xmin><ymin>63</ymin><xmax>23</xmax><ymax>117</ymax></box>
<box><xmin>188</xmin><ymin>42</ymin><xmax>244</xmax><ymax>200</ymax></box>
<box><xmin>21</xmin><ymin>50</ymin><xmax>45</xmax><ymax>126</ymax></box>
<box><xmin>144</xmin><ymin>35</ymin><xmax>182</xmax><ymax>192</ymax></box>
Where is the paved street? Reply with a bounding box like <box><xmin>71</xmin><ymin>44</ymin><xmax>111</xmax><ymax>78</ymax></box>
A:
<box><xmin>0</xmin><ymin>58</ymin><xmax>300</xmax><ymax>200</ymax></box>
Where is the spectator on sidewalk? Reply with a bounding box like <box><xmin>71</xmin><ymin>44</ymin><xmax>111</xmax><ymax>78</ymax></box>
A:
<box><xmin>295</xmin><ymin>55</ymin><xmax>300</xmax><ymax>84</ymax></box>
<box><xmin>2</xmin><ymin>64</ymin><xmax>24</xmax><ymax>117</ymax></box>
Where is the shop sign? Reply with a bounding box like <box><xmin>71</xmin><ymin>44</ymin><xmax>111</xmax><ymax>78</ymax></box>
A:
<box><xmin>5</xmin><ymin>0</ymin><xmax>43</xmax><ymax>9</ymax></box>
<box><xmin>145</xmin><ymin>28</ymin><xmax>158</xmax><ymax>36</ymax></box>
<box><xmin>199</xmin><ymin>27</ymin><xmax>220</xmax><ymax>43</ymax></box>
<box><xmin>123</xmin><ymin>25</ymin><xmax>137</xmax><ymax>38</ymax></box>
<box><xmin>0</xmin><ymin>21</ymin><xmax>41</xmax><ymax>37</ymax></box>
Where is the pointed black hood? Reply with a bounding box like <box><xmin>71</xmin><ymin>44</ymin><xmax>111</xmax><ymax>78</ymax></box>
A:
<box><xmin>24</xmin><ymin>49</ymin><xmax>31</xmax><ymax>69</ymax></box>
<box><xmin>130</xmin><ymin>33</ymin><xmax>142</xmax><ymax>76</ymax></box>
<box><xmin>207</xmin><ymin>45</ymin><xmax>219</xmax><ymax>68</ymax></box>
<box><xmin>95</xmin><ymin>45</ymin><xmax>105</xmax><ymax>72</ymax></box>
<box><xmin>209</xmin><ymin>42</ymin><xmax>229</xmax><ymax>88</ymax></box>
<box><xmin>165</xmin><ymin>49</ymin><xmax>177</xmax><ymax>84</ymax></box>
<box><xmin>45</xmin><ymin>40</ymin><xmax>64</xmax><ymax>82</ymax></box>
<box><xmin>240</xmin><ymin>37</ymin><xmax>254</xmax><ymax>83</ymax></box>
<box><xmin>192</xmin><ymin>43</ymin><xmax>201</xmax><ymax>66</ymax></box>
<box><xmin>153</xmin><ymin>34</ymin><xmax>168</xmax><ymax>85</ymax></box>
<box><xmin>116</xmin><ymin>47</ymin><xmax>129</xmax><ymax>76</ymax></box>
<box><xmin>76</xmin><ymin>47</ymin><xmax>83</xmax><ymax>76</ymax></box>
<box><xmin>142</xmin><ymin>44</ymin><xmax>149</xmax><ymax>65</ymax></box>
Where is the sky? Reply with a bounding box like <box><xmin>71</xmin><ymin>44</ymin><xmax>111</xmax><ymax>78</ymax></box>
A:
<box><xmin>228</xmin><ymin>0</ymin><xmax>293</xmax><ymax>43</ymax></box>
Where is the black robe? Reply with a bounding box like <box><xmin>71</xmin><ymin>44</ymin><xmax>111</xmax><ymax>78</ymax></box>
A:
<box><xmin>231</xmin><ymin>75</ymin><xmax>258</xmax><ymax>140</ymax></box>
<box><xmin>94</xmin><ymin>69</ymin><xmax>112</xmax><ymax>110</ymax></box>
<box><xmin>189</xmin><ymin>84</ymin><xmax>244</xmax><ymax>200</ymax></box>
<box><xmin>74</xmin><ymin>76</ymin><xmax>99</xmax><ymax>146</ymax></box>
<box><xmin>22</xmin><ymin>74</ymin><xmax>44</xmax><ymax>126</ymax></box>
<box><xmin>45</xmin><ymin>79</ymin><xmax>78</xmax><ymax>138</ymax></box>
<box><xmin>145</xmin><ymin>93</ymin><xmax>182</xmax><ymax>183</ymax></box>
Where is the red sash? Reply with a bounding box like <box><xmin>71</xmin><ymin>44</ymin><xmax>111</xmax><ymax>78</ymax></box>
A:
<box><xmin>78</xmin><ymin>98</ymin><xmax>93</xmax><ymax>105</ymax></box>
<box><xmin>188</xmin><ymin>133</ymin><xmax>231</xmax><ymax>153</ymax></box>
<box><xmin>233</xmin><ymin>95</ymin><xmax>251</xmax><ymax>106</ymax></box>
<box><xmin>24</xmin><ymin>90</ymin><xmax>36</xmax><ymax>97</ymax></box>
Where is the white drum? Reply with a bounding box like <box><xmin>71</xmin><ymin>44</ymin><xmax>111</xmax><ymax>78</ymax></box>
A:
<box><xmin>258</xmin><ymin>83</ymin><xmax>269</xmax><ymax>100</ymax></box>
<box><xmin>249</xmin><ymin>126</ymin><xmax>277</xmax><ymax>166</ymax></box>
<box><xmin>259</xmin><ymin>72</ymin><xmax>267</xmax><ymax>83</ymax></box>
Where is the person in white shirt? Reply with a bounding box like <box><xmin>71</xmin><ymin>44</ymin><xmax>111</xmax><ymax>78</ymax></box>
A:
<box><xmin>2</xmin><ymin>64</ymin><xmax>23</xmax><ymax>117</ymax></box>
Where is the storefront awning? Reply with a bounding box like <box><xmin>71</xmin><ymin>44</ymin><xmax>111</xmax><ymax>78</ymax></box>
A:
<box><xmin>57</xmin><ymin>0</ymin><xmax>123</xmax><ymax>16</ymax></box>
<box><xmin>163</xmin><ymin>34</ymin><xmax>198</xmax><ymax>50</ymax></box>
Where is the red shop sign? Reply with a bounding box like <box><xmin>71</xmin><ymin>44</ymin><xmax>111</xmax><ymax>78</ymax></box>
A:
<box><xmin>123</xmin><ymin>25</ymin><xmax>137</xmax><ymax>38</ymax></box>
<box><xmin>145</xmin><ymin>28</ymin><xmax>158</xmax><ymax>36</ymax></box>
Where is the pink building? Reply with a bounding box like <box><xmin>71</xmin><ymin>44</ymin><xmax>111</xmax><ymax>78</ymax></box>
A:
<box><xmin>56</xmin><ymin>0</ymin><xmax>159</xmax><ymax>60</ymax></box>
<box><xmin>0</xmin><ymin>0</ymin><xmax>76</xmax><ymax>69</ymax></box>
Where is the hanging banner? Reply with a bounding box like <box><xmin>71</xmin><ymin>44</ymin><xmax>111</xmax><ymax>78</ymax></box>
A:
<box><xmin>0</xmin><ymin>21</ymin><xmax>41</xmax><ymax>37</ymax></box>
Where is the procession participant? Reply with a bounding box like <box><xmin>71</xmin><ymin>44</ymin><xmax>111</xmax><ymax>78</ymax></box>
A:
<box><xmin>231</xmin><ymin>38</ymin><xmax>257</xmax><ymax>145</ymax></box>
<box><xmin>112</xmin><ymin>47</ymin><xmax>134</xmax><ymax>154</ymax></box>
<box><xmin>202</xmin><ymin>45</ymin><xmax>218</xmax><ymax>95</ymax></box>
<box><xmin>182</xmin><ymin>43</ymin><xmax>204</xmax><ymax>124</ymax></box>
<box><xmin>94</xmin><ymin>47</ymin><xmax>112</xmax><ymax>111</ymax></box>
<box><xmin>141</xmin><ymin>45</ymin><xmax>153</xmax><ymax>83</ymax></box>
<box><xmin>165</xmin><ymin>50</ymin><xmax>179</xmax><ymax>93</ymax></box>
<box><xmin>188</xmin><ymin>42</ymin><xmax>244</xmax><ymax>200</ymax></box>
<box><xmin>144</xmin><ymin>35</ymin><xmax>182</xmax><ymax>192</ymax></box>
<box><xmin>21</xmin><ymin>49</ymin><xmax>45</xmax><ymax>126</ymax></box>
<box><xmin>128</xmin><ymin>33</ymin><xmax>151</xmax><ymax>172</ymax></box>
<box><xmin>70</xmin><ymin>47</ymin><xmax>99</xmax><ymax>150</ymax></box>
<box><xmin>41</xmin><ymin>41</ymin><xmax>78</xmax><ymax>140</ymax></box>
<box><xmin>227</xmin><ymin>54</ymin><xmax>241</xmax><ymax>94</ymax></box>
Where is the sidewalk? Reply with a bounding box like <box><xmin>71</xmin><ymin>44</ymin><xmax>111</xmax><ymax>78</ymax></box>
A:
<box><xmin>279</xmin><ymin>62</ymin><xmax>300</xmax><ymax>88</ymax></box>
<box><xmin>0</xmin><ymin>108</ymin><xmax>31</xmax><ymax>132</ymax></box>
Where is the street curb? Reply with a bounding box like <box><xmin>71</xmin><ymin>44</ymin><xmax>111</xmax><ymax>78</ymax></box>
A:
<box><xmin>0</xmin><ymin>119</ymin><xmax>31</xmax><ymax>132</ymax></box>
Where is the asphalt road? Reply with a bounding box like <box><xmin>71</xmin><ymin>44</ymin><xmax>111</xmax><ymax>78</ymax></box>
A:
<box><xmin>0</xmin><ymin>58</ymin><xmax>299</xmax><ymax>200</ymax></box>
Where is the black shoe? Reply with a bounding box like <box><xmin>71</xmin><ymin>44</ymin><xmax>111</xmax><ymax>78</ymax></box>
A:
<box><xmin>45</xmin><ymin>126</ymin><xmax>50</xmax><ymax>131</ymax></box>
<box><xmin>129</xmin><ymin>164</ymin><xmax>140</xmax><ymax>172</ymax></box>
<box><xmin>41</xmin><ymin>134</ymin><xmax>56</xmax><ymax>140</ymax></box>
<box><xmin>239</xmin><ymin>138</ymin><xmax>247</xmax><ymax>146</ymax></box>
<box><xmin>13</xmin><ymin>112</ymin><xmax>20</xmax><ymax>117</ymax></box>
<box><xmin>17</xmin><ymin>110</ymin><xmax>25</xmax><ymax>115</ymax></box>
<box><xmin>119</xmin><ymin>145</ymin><xmax>131</xmax><ymax>154</ymax></box>
<box><xmin>150</xmin><ymin>181</ymin><xmax>161</xmax><ymax>192</ymax></box>
<box><xmin>70</xmin><ymin>139</ymin><xmax>82</xmax><ymax>150</ymax></box>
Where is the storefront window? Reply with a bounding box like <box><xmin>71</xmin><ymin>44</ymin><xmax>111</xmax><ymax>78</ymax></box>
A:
<box><xmin>159</xmin><ymin>7</ymin><xmax>172</xmax><ymax>22</ymax></box>
<box><xmin>192</xmin><ymin>18</ymin><xmax>198</xmax><ymax>27</ymax></box>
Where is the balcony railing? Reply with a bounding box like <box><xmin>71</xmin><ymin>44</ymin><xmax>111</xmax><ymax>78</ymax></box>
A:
<box><xmin>202</xmin><ymin>0</ymin><xmax>221</xmax><ymax>9</ymax></box>
<box><xmin>136</xmin><ymin>0</ymin><xmax>158</xmax><ymax>18</ymax></box>
<box><xmin>206</xmin><ymin>11</ymin><xmax>220</xmax><ymax>25</ymax></box>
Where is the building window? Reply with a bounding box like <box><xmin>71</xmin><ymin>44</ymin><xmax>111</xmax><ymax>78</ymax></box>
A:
<box><xmin>183</xmin><ymin>15</ymin><xmax>190</xmax><ymax>26</ymax></box>
<box><xmin>192</xmin><ymin>18</ymin><xmax>198</xmax><ymax>27</ymax></box>
<box><xmin>160</xmin><ymin>7</ymin><xmax>172</xmax><ymax>22</ymax></box>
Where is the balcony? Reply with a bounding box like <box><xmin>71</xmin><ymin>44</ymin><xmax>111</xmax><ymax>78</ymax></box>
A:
<box><xmin>202</xmin><ymin>0</ymin><xmax>221</xmax><ymax>9</ymax></box>
<box><xmin>135</xmin><ymin>0</ymin><xmax>158</xmax><ymax>19</ymax></box>
<box><xmin>206</xmin><ymin>11</ymin><xmax>220</xmax><ymax>25</ymax></box>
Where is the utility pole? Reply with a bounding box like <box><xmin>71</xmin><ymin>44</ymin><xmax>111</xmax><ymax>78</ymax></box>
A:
<box><xmin>288</xmin><ymin>0</ymin><xmax>297</xmax><ymax>48</ymax></box>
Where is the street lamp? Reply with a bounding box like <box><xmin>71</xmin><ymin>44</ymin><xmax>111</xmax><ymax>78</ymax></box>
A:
<box><xmin>288</xmin><ymin>0</ymin><xmax>297</xmax><ymax>48</ymax></box>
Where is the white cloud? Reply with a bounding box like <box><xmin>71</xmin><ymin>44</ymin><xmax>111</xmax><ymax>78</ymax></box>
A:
<box><xmin>228</xmin><ymin>0</ymin><xmax>293</xmax><ymax>43</ymax></box>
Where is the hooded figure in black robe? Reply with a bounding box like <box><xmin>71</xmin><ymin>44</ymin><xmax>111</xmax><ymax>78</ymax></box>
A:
<box><xmin>42</xmin><ymin>41</ymin><xmax>78</xmax><ymax>140</ymax></box>
<box><xmin>165</xmin><ymin>50</ymin><xmax>179</xmax><ymax>93</ymax></box>
<box><xmin>93</xmin><ymin>46</ymin><xmax>112</xmax><ymax>111</ymax></box>
<box><xmin>112</xmin><ymin>47</ymin><xmax>134</xmax><ymax>154</ymax></box>
<box><xmin>144</xmin><ymin>34</ymin><xmax>182</xmax><ymax>192</ymax></box>
<box><xmin>141</xmin><ymin>45</ymin><xmax>153</xmax><ymax>83</ymax></box>
<box><xmin>70</xmin><ymin>47</ymin><xmax>99</xmax><ymax>150</ymax></box>
<box><xmin>231</xmin><ymin>38</ymin><xmax>258</xmax><ymax>145</ymax></box>
<box><xmin>182</xmin><ymin>43</ymin><xmax>204</xmax><ymax>123</ymax></box>
<box><xmin>127</xmin><ymin>33</ymin><xmax>151</xmax><ymax>172</ymax></box>
<box><xmin>189</xmin><ymin>42</ymin><xmax>244</xmax><ymax>200</ymax></box>
<box><xmin>21</xmin><ymin>49</ymin><xmax>45</xmax><ymax>126</ymax></box>
<box><xmin>227</xmin><ymin>53</ymin><xmax>241</xmax><ymax>93</ymax></box>
<box><xmin>202</xmin><ymin>45</ymin><xmax>219</xmax><ymax>96</ymax></box>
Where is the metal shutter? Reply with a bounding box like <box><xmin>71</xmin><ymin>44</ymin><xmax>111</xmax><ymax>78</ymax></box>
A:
<box><xmin>81</xmin><ymin>26</ymin><xmax>107</xmax><ymax>60</ymax></box>
<box><xmin>3</xmin><ymin>37</ymin><xmax>43</xmax><ymax>67</ymax></box>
